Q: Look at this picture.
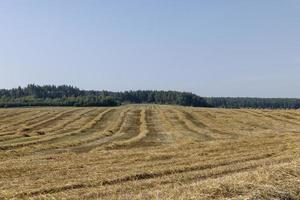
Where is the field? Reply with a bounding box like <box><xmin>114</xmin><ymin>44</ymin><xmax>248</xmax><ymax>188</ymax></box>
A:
<box><xmin>0</xmin><ymin>105</ymin><xmax>299</xmax><ymax>200</ymax></box>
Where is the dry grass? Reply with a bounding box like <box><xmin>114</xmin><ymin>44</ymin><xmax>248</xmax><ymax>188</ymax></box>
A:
<box><xmin>0</xmin><ymin>105</ymin><xmax>299</xmax><ymax>200</ymax></box>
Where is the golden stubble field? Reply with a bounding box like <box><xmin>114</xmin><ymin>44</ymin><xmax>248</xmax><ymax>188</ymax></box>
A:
<box><xmin>0</xmin><ymin>105</ymin><xmax>299</xmax><ymax>199</ymax></box>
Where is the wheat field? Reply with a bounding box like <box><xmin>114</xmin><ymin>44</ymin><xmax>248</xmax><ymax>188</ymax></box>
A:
<box><xmin>0</xmin><ymin>105</ymin><xmax>299</xmax><ymax>199</ymax></box>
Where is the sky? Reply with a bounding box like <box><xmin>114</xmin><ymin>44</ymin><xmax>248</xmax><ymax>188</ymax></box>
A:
<box><xmin>0</xmin><ymin>0</ymin><xmax>300</xmax><ymax>98</ymax></box>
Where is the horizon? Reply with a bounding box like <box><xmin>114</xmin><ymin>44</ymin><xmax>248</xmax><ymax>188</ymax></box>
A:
<box><xmin>2</xmin><ymin>83</ymin><xmax>300</xmax><ymax>99</ymax></box>
<box><xmin>1</xmin><ymin>1</ymin><xmax>300</xmax><ymax>98</ymax></box>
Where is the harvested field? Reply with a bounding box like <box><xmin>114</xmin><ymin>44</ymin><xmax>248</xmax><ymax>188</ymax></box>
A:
<box><xmin>0</xmin><ymin>105</ymin><xmax>299</xmax><ymax>200</ymax></box>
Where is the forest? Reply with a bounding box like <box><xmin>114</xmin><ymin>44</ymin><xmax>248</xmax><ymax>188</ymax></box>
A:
<box><xmin>0</xmin><ymin>84</ymin><xmax>300</xmax><ymax>109</ymax></box>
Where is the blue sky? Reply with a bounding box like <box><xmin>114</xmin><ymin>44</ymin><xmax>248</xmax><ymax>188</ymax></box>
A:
<box><xmin>0</xmin><ymin>1</ymin><xmax>300</xmax><ymax>97</ymax></box>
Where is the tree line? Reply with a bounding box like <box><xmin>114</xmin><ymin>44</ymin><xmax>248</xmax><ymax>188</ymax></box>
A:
<box><xmin>205</xmin><ymin>97</ymin><xmax>300</xmax><ymax>109</ymax></box>
<box><xmin>0</xmin><ymin>84</ymin><xmax>300</xmax><ymax>109</ymax></box>
<box><xmin>0</xmin><ymin>84</ymin><xmax>206</xmax><ymax>107</ymax></box>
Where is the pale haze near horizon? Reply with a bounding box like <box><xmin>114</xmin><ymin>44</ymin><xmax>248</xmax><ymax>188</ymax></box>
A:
<box><xmin>0</xmin><ymin>1</ymin><xmax>300</xmax><ymax>98</ymax></box>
